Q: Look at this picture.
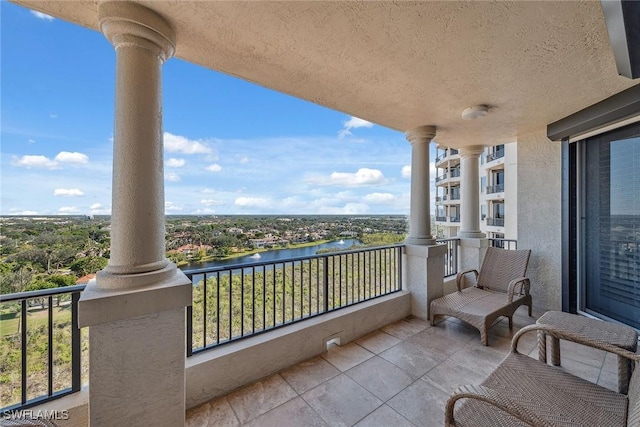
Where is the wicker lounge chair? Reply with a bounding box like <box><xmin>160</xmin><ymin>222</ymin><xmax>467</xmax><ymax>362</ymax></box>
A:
<box><xmin>430</xmin><ymin>247</ymin><xmax>532</xmax><ymax>345</ymax></box>
<box><xmin>445</xmin><ymin>323</ymin><xmax>640</xmax><ymax>426</ymax></box>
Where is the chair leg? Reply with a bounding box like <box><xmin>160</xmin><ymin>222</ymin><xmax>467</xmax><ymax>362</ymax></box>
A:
<box><xmin>508</xmin><ymin>316</ymin><xmax>513</xmax><ymax>329</ymax></box>
<box><xmin>480</xmin><ymin>328</ymin><xmax>489</xmax><ymax>346</ymax></box>
<box><xmin>528</xmin><ymin>303</ymin><xmax>532</xmax><ymax>317</ymax></box>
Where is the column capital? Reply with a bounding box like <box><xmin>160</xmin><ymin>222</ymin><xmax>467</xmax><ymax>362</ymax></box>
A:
<box><xmin>459</xmin><ymin>145</ymin><xmax>485</xmax><ymax>158</ymax></box>
<box><xmin>99</xmin><ymin>1</ymin><xmax>176</xmax><ymax>61</ymax></box>
<box><xmin>405</xmin><ymin>125</ymin><xmax>436</xmax><ymax>145</ymax></box>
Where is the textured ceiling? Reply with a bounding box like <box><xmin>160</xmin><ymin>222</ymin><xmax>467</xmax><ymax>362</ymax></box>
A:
<box><xmin>13</xmin><ymin>0</ymin><xmax>639</xmax><ymax>147</ymax></box>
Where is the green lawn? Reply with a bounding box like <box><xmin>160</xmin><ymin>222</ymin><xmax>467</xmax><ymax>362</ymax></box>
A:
<box><xmin>0</xmin><ymin>305</ymin><xmax>72</xmax><ymax>337</ymax></box>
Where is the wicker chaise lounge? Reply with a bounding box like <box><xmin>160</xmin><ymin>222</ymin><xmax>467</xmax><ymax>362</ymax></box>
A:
<box><xmin>445</xmin><ymin>323</ymin><xmax>640</xmax><ymax>426</ymax></box>
<box><xmin>430</xmin><ymin>247</ymin><xmax>532</xmax><ymax>345</ymax></box>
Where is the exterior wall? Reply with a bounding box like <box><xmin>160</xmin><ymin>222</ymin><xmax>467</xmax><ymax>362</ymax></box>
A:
<box><xmin>504</xmin><ymin>142</ymin><xmax>518</xmax><ymax>239</ymax></box>
<box><xmin>517</xmin><ymin>130</ymin><xmax>562</xmax><ymax>312</ymax></box>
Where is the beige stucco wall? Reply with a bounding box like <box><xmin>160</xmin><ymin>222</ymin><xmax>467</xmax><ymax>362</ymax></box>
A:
<box><xmin>516</xmin><ymin>130</ymin><xmax>562</xmax><ymax>312</ymax></box>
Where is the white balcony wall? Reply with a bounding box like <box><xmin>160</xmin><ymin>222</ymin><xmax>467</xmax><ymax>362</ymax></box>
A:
<box><xmin>517</xmin><ymin>130</ymin><xmax>562</xmax><ymax>312</ymax></box>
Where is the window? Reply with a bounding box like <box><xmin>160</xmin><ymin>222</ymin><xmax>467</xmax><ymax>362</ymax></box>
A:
<box><xmin>577</xmin><ymin>123</ymin><xmax>640</xmax><ymax>328</ymax></box>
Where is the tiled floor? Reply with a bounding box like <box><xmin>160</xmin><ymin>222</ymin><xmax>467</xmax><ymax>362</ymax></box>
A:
<box><xmin>186</xmin><ymin>307</ymin><xmax>621</xmax><ymax>427</ymax></box>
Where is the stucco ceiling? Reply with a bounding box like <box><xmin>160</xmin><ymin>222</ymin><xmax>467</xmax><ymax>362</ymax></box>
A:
<box><xmin>13</xmin><ymin>0</ymin><xmax>640</xmax><ymax>147</ymax></box>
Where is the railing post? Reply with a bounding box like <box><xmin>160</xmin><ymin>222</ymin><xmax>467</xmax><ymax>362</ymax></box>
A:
<box><xmin>186</xmin><ymin>305</ymin><xmax>193</xmax><ymax>357</ymax></box>
<box><xmin>71</xmin><ymin>292</ymin><xmax>81</xmax><ymax>393</ymax></box>
<box><xmin>323</xmin><ymin>256</ymin><xmax>329</xmax><ymax>312</ymax></box>
<box><xmin>21</xmin><ymin>299</ymin><xmax>27</xmax><ymax>405</ymax></box>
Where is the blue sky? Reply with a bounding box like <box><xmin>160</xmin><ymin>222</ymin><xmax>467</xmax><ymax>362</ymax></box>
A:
<box><xmin>1</xmin><ymin>3</ymin><xmax>436</xmax><ymax>216</ymax></box>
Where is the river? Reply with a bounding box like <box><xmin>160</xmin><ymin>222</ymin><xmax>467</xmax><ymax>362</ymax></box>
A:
<box><xmin>182</xmin><ymin>239</ymin><xmax>361</xmax><ymax>272</ymax></box>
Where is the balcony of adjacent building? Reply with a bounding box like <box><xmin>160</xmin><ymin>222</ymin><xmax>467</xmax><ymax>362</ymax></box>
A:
<box><xmin>484</xmin><ymin>145</ymin><xmax>505</xmax><ymax>167</ymax></box>
<box><xmin>5</xmin><ymin>0</ymin><xmax>640</xmax><ymax>426</ymax></box>
<box><xmin>434</xmin><ymin>147</ymin><xmax>460</xmax><ymax>168</ymax></box>
<box><xmin>435</xmin><ymin>168</ymin><xmax>461</xmax><ymax>187</ymax></box>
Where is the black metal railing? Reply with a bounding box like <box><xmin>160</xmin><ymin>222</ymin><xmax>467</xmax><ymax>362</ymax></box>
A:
<box><xmin>450</xmin><ymin>216</ymin><xmax>460</xmax><ymax>223</ymax></box>
<box><xmin>0</xmin><ymin>285</ymin><xmax>84</xmax><ymax>412</ymax></box>
<box><xmin>486</xmin><ymin>149</ymin><xmax>505</xmax><ymax>163</ymax></box>
<box><xmin>450</xmin><ymin>149</ymin><xmax>459</xmax><ymax>155</ymax></box>
<box><xmin>437</xmin><ymin>238</ymin><xmax>459</xmax><ymax>277</ymax></box>
<box><xmin>450</xmin><ymin>169</ymin><xmax>461</xmax><ymax>178</ymax></box>
<box><xmin>450</xmin><ymin>193</ymin><xmax>461</xmax><ymax>201</ymax></box>
<box><xmin>435</xmin><ymin>153</ymin><xmax>446</xmax><ymax>163</ymax></box>
<box><xmin>486</xmin><ymin>217</ymin><xmax>505</xmax><ymax>227</ymax></box>
<box><xmin>185</xmin><ymin>245</ymin><xmax>403</xmax><ymax>355</ymax></box>
<box><xmin>435</xmin><ymin>173</ymin><xmax>448</xmax><ymax>182</ymax></box>
<box><xmin>435</xmin><ymin>216</ymin><xmax>448</xmax><ymax>222</ymax></box>
<box><xmin>489</xmin><ymin>238</ymin><xmax>517</xmax><ymax>250</ymax></box>
<box><xmin>486</xmin><ymin>183</ymin><xmax>505</xmax><ymax>194</ymax></box>
<box><xmin>435</xmin><ymin>196</ymin><xmax>443</xmax><ymax>202</ymax></box>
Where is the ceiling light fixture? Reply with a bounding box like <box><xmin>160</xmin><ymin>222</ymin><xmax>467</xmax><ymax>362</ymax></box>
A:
<box><xmin>461</xmin><ymin>105</ymin><xmax>489</xmax><ymax>120</ymax></box>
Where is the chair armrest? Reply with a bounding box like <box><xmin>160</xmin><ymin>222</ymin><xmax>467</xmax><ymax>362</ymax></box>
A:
<box><xmin>456</xmin><ymin>269</ymin><xmax>479</xmax><ymax>292</ymax></box>
<box><xmin>512</xmin><ymin>324</ymin><xmax>640</xmax><ymax>362</ymax></box>
<box><xmin>445</xmin><ymin>385</ymin><xmax>557</xmax><ymax>427</ymax></box>
<box><xmin>506</xmin><ymin>277</ymin><xmax>530</xmax><ymax>302</ymax></box>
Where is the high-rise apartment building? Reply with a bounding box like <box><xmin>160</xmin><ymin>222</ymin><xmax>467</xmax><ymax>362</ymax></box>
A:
<box><xmin>434</xmin><ymin>143</ymin><xmax>518</xmax><ymax>240</ymax></box>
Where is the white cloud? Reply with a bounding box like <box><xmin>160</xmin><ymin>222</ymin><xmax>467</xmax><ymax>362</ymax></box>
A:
<box><xmin>54</xmin><ymin>151</ymin><xmax>89</xmax><ymax>164</ymax></box>
<box><xmin>201</xmin><ymin>188</ymin><xmax>216</xmax><ymax>194</ymax></box>
<box><xmin>192</xmin><ymin>208</ymin><xmax>217</xmax><ymax>214</ymax></box>
<box><xmin>58</xmin><ymin>206</ymin><xmax>79</xmax><ymax>214</ymax></box>
<box><xmin>30</xmin><ymin>10</ymin><xmax>55</xmax><ymax>21</ymax></box>
<box><xmin>401</xmin><ymin>165</ymin><xmax>411</xmax><ymax>179</ymax></box>
<box><xmin>89</xmin><ymin>203</ymin><xmax>110</xmax><ymax>215</ymax></box>
<box><xmin>239</xmin><ymin>156</ymin><xmax>250</xmax><ymax>164</ymax></box>
<box><xmin>11</xmin><ymin>209</ymin><xmax>39</xmax><ymax>215</ymax></box>
<box><xmin>362</xmin><ymin>192</ymin><xmax>395</xmax><ymax>204</ymax></box>
<box><xmin>165</xmin><ymin>201</ymin><xmax>183</xmax><ymax>212</ymax></box>
<box><xmin>205</xmin><ymin>164</ymin><xmax>222</xmax><ymax>172</ymax></box>
<box><xmin>164</xmin><ymin>132</ymin><xmax>212</xmax><ymax>154</ymax></box>
<box><xmin>310</xmin><ymin>168</ymin><xmax>388</xmax><ymax>187</ymax></box>
<box><xmin>166</xmin><ymin>158</ymin><xmax>186</xmax><ymax>168</ymax></box>
<box><xmin>200</xmin><ymin>199</ymin><xmax>223</xmax><ymax>206</ymax></box>
<box><xmin>28</xmin><ymin>139</ymin><xmax>36</xmax><ymax>144</ymax></box>
<box><xmin>235</xmin><ymin>197</ymin><xmax>272</xmax><ymax>209</ymax></box>
<box><xmin>54</xmin><ymin>188</ymin><xmax>85</xmax><ymax>197</ymax></box>
<box><xmin>165</xmin><ymin>172</ymin><xmax>181</xmax><ymax>182</ymax></box>
<box><xmin>13</xmin><ymin>155</ymin><xmax>58</xmax><ymax>169</ymax></box>
<box><xmin>49</xmin><ymin>113</ymin><xmax>58</xmax><ymax>119</ymax></box>
<box><xmin>320</xmin><ymin>203</ymin><xmax>370</xmax><ymax>215</ymax></box>
<box><xmin>338</xmin><ymin>116</ymin><xmax>374</xmax><ymax>138</ymax></box>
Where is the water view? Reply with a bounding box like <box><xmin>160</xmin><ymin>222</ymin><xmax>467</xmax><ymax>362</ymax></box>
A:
<box><xmin>182</xmin><ymin>239</ymin><xmax>361</xmax><ymax>272</ymax></box>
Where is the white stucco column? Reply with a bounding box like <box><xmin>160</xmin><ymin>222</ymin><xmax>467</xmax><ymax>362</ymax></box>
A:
<box><xmin>458</xmin><ymin>145</ymin><xmax>485</xmax><ymax>238</ymax></box>
<box><xmin>78</xmin><ymin>3</ymin><xmax>191</xmax><ymax>426</ymax></box>
<box><xmin>405</xmin><ymin>125</ymin><xmax>437</xmax><ymax>245</ymax></box>
<box><xmin>402</xmin><ymin>125</ymin><xmax>445</xmax><ymax>319</ymax></box>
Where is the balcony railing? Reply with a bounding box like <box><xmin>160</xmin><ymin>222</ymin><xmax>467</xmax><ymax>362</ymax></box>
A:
<box><xmin>0</xmin><ymin>285</ymin><xmax>84</xmax><ymax>412</ymax></box>
<box><xmin>450</xmin><ymin>169</ymin><xmax>461</xmax><ymax>178</ymax></box>
<box><xmin>435</xmin><ymin>216</ymin><xmax>448</xmax><ymax>222</ymax></box>
<box><xmin>435</xmin><ymin>173</ymin><xmax>448</xmax><ymax>182</ymax></box>
<box><xmin>450</xmin><ymin>149</ymin><xmax>459</xmax><ymax>155</ymax></box>
<box><xmin>450</xmin><ymin>193</ymin><xmax>461</xmax><ymax>201</ymax></box>
<box><xmin>450</xmin><ymin>216</ymin><xmax>460</xmax><ymax>223</ymax></box>
<box><xmin>486</xmin><ymin>183</ymin><xmax>505</xmax><ymax>194</ymax></box>
<box><xmin>435</xmin><ymin>196</ymin><xmax>443</xmax><ymax>202</ymax></box>
<box><xmin>436</xmin><ymin>238</ymin><xmax>459</xmax><ymax>277</ymax></box>
<box><xmin>435</xmin><ymin>153</ymin><xmax>446</xmax><ymax>163</ymax></box>
<box><xmin>485</xmin><ymin>149</ymin><xmax>505</xmax><ymax>163</ymax></box>
<box><xmin>486</xmin><ymin>217</ymin><xmax>505</xmax><ymax>227</ymax></box>
<box><xmin>489</xmin><ymin>238</ymin><xmax>518</xmax><ymax>250</ymax></box>
<box><xmin>185</xmin><ymin>245</ymin><xmax>403</xmax><ymax>355</ymax></box>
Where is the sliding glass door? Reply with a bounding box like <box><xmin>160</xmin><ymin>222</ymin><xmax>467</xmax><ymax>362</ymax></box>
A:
<box><xmin>579</xmin><ymin>123</ymin><xmax>640</xmax><ymax>328</ymax></box>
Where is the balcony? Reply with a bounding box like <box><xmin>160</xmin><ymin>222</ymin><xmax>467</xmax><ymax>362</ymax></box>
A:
<box><xmin>435</xmin><ymin>173</ymin><xmax>448</xmax><ymax>183</ymax></box>
<box><xmin>486</xmin><ymin>217</ymin><xmax>505</xmax><ymax>227</ymax></box>
<box><xmin>485</xmin><ymin>149</ymin><xmax>505</xmax><ymax>163</ymax></box>
<box><xmin>486</xmin><ymin>183</ymin><xmax>505</xmax><ymax>194</ymax></box>
<box><xmin>435</xmin><ymin>215</ymin><xmax>448</xmax><ymax>222</ymax></box>
<box><xmin>450</xmin><ymin>168</ymin><xmax>461</xmax><ymax>178</ymax></box>
<box><xmin>449</xmin><ymin>216</ymin><xmax>460</xmax><ymax>223</ymax></box>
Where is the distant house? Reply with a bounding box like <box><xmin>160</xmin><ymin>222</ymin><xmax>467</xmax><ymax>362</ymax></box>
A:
<box><xmin>76</xmin><ymin>273</ymin><xmax>96</xmax><ymax>285</ymax></box>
